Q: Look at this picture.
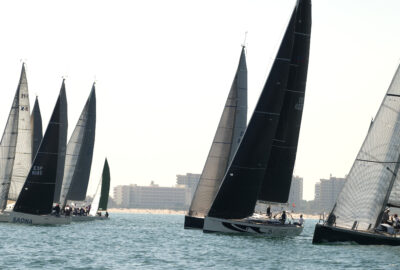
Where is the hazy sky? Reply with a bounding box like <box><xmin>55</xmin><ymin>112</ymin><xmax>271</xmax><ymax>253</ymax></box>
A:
<box><xmin>1</xmin><ymin>0</ymin><xmax>400</xmax><ymax>200</ymax></box>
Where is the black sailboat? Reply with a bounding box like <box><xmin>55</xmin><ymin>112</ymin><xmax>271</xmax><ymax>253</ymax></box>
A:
<box><xmin>313</xmin><ymin>64</ymin><xmax>400</xmax><ymax>245</ymax></box>
<box><xmin>89</xmin><ymin>158</ymin><xmax>111</xmax><ymax>219</ymax></box>
<box><xmin>184</xmin><ymin>46</ymin><xmax>247</xmax><ymax>229</ymax></box>
<box><xmin>10</xmin><ymin>80</ymin><xmax>70</xmax><ymax>225</ymax></box>
<box><xmin>203</xmin><ymin>0</ymin><xmax>311</xmax><ymax>235</ymax></box>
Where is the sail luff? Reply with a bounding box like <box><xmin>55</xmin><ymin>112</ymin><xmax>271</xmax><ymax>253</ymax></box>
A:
<box><xmin>31</xmin><ymin>97</ymin><xmax>43</xmax><ymax>162</ymax></box>
<box><xmin>8</xmin><ymin>64</ymin><xmax>32</xmax><ymax>201</ymax></box>
<box><xmin>14</xmin><ymin>82</ymin><xmax>68</xmax><ymax>215</ymax></box>
<box><xmin>187</xmin><ymin>48</ymin><xmax>247</xmax><ymax>218</ymax></box>
<box><xmin>331</xmin><ymin>64</ymin><xmax>400</xmax><ymax>230</ymax></box>
<box><xmin>257</xmin><ymin>0</ymin><xmax>312</xmax><ymax>203</ymax></box>
<box><xmin>207</xmin><ymin>4</ymin><xmax>299</xmax><ymax>219</ymax></box>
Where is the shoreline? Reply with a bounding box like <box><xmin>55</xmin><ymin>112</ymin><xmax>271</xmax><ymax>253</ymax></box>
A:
<box><xmin>107</xmin><ymin>208</ymin><xmax>320</xmax><ymax>219</ymax></box>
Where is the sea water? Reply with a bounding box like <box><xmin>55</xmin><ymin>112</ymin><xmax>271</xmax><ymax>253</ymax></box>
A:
<box><xmin>0</xmin><ymin>213</ymin><xmax>399</xmax><ymax>269</ymax></box>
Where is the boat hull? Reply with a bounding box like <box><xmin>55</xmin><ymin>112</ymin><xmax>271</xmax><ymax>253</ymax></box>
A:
<box><xmin>184</xmin><ymin>215</ymin><xmax>204</xmax><ymax>229</ymax></box>
<box><xmin>313</xmin><ymin>223</ymin><xmax>400</xmax><ymax>245</ymax></box>
<box><xmin>71</xmin><ymin>215</ymin><xmax>96</xmax><ymax>222</ymax></box>
<box><xmin>0</xmin><ymin>212</ymin><xmax>11</xmax><ymax>222</ymax></box>
<box><xmin>9</xmin><ymin>212</ymin><xmax>71</xmax><ymax>225</ymax></box>
<box><xmin>203</xmin><ymin>216</ymin><xmax>303</xmax><ymax>236</ymax></box>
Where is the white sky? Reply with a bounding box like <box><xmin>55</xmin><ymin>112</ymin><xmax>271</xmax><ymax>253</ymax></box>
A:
<box><xmin>1</xmin><ymin>0</ymin><xmax>400</xmax><ymax>200</ymax></box>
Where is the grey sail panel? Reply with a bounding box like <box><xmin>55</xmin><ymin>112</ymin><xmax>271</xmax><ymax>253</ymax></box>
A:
<box><xmin>257</xmin><ymin>0</ymin><xmax>312</xmax><ymax>203</ymax></box>
<box><xmin>332</xmin><ymin>64</ymin><xmax>400</xmax><ymax>230</ymax></box>
<box><xmin>62</xmin><ymin>85</ymin><xmax>96</xmax><ymax>203</ymax></box>
<box><xmin>31</xmin><ymin>97</ymin><xmax>43</xmax><ymax>162</ymax></box>
<box><xmin>188</xmin><ymin>48</ymin><xmax>247</xmax><ymax>218</ymax></box>
<box><xmin>8</xmin><ymin>65</ymin><xmax>32</xmax><ymax>201</ymax></box>
<box><xmin>0</xmin><ymin>89</ymin><xmax>19</xmax><ymax>210</ymax></box>
<box><xmin>14</xmin><ymin>83</ymin><xmax>68</xmax><ymax>215</ymax></box>
<box><xmin>208</xmin><ymin>4</ymin><xmax>299</xmax><ymax>219</ymax></box>
<box><xmin>52</xmin><ymin>81</ymin><xmax>68</xmax><ymax>203</ymax></box>
<box><xmin>388</xmin><ymin>174</ymin><xmax>400</xmax><ymax>207</ymax></box>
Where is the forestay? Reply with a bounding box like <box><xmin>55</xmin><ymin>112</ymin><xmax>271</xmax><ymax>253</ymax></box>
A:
<box><xmin>188</xmin><ymin>48</ymin><xmax>247</xmax><ymax>218</ymax></box>
<box><xmin>332</xmin><ymin>65</ymin><xmax>400</xmax><ymax>230</ymax></box>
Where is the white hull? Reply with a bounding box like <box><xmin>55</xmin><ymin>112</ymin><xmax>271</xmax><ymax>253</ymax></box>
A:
<box><xmin>9</xmin><ymin>212</ymin><xmax>71</xmax><ymax>225</ymax></box>
<box><xmin>0</xmin><ymin>212</ymin><xmax>11</xmax><ymax>222</ymax></box>
<box><xmin>71</xmin><ymin>215</ymin><xmax>96</xmax><ymax>222</ymax></box>
<box><xmin>203</xmin><ymin>216</ymin><xmax>303</xmax><ymax>237</ymax></box>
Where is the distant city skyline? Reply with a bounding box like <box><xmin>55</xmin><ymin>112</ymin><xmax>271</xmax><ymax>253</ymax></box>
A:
<box><xmin>1</xmin><ymin>0</ymin><xmax>400</xmax><ymax>200</ymax></box>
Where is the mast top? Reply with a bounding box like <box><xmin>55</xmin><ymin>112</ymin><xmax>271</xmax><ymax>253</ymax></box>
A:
<box><xmin>241</xmin><ymin>31</ymin><xmax>248</xmax><ymax>48</ymax></box>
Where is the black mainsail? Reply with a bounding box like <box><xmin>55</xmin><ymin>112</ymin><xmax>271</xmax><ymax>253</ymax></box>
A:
<box><xmin>31</xmin><ymin>97</ymin><xmax>43</xmax><ymax>162</ymax></box>
<box><xmin>207</xmin><ymin>0</ymin><xmax>311</xmax><ymax>219</ymax></box>
<box><xmin>59</xmin><ymin>83</ymin><xmax>96</xmax><ymax>206</ymax></box>
<box><xmin>258</xmin><ymin>0</ymin><xmax>312</xmax><ymax>203</ymax></box>
<box><xmin>14</xmin><ymin>82</ymin><xmax>68</xmax><ymax>215</ymax></box>
<box><xmin>186</xmin><ymin>47</ymin><xmax>247</xmax><ymax>224</ymax></box>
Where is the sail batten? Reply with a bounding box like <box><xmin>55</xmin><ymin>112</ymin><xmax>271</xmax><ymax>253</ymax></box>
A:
<box><xmin>187</xmin><ymin>47</ymin><xmax>247</xmax><ymax>218</ymax></box>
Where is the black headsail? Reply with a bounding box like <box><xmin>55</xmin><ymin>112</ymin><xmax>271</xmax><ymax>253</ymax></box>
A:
<box><xmin>98</xmin><ymin>158</ymin><xmax>110</xmax><ymax>211</ymax></box>
<box><xmin>31</xmin><ymin>97</ymin><xmax>43</xmax><ymax>162</ymax></box>
<box><xmin>258</xmin><ymin>0</ymin><xmax>312</xmax><ymax>203</ymax></box>
<box><xmin>14</xmin><ymin>82</ymin><xmax>68</xmax><ymax>215</ymax></box>
<box><xmin>208</xmin><ymin>3</ymin><xmax>299</xmax><ymax>219</ymax></box>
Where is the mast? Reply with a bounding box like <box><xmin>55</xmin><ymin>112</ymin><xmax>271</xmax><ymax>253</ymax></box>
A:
<box><xmin>187</xmin><ymin>47</ymin><xmax>247</xmax><ymax>218</ymax></box>
<box><xmin>14</xmin><ymin>82</ymin><xmax>68</xmax><ymax>215</ymax></box>
<box><xmin>31</xmin><ymin>96</ymin><xmax>43</xmax><ymax>162</ymax></box>
<box><xmin>59</xmin><ymin>83</ymin><xmax>96</xmax><ymax>207</ymax></box>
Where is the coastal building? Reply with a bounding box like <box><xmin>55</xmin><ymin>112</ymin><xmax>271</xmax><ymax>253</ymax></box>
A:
<box><xmin>314</xmin><ymin>175</ymin><xmax>346</xmax><ymax>213</ymax></box>
<box><xmin>288</xmin><ymin>175</ymin><xmax>303</xmax><ymax>208</ymax></box>
<box><xmin>112</xmin><ymin>173</ymin><xmax>200</xmax><ymax>210</ymax></box>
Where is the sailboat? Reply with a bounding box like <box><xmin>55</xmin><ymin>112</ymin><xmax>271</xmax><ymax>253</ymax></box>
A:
<box><xmin>10</xmin><ymin>80</ymin><xmax>70</xmax><ymax>225</ymax></box>
<box><xmin>89</xmin><ymin>158</ymin><xmax>111</xmax><ymax>220</ymax></box>
<box><xmin>31</xmin><ymin>96</ymin><xmax>43</xmax><ymax>161</ymax></box>
<box><xmin>184</xmin><ymin>46</ymin><xmax>247</xmax><ymax>229</ymax></box>
<box><xmin>313</xmin><ymin>64</ymin><xmax>400</xmax><ymax>245</ymax></box>
<box><xmin>203</xmin><ymin>0</ymin><xmax>311</xmax><ymax>236</ymax></box>
<box><xmin>0</xmin><ymin>64</ymin><xmax>32</xmax><ymax>220</ymax></box>
<box><xmin>58</xmin><ymin>83</ymin><xmax>96</xmax><ymax>221</ymax></box>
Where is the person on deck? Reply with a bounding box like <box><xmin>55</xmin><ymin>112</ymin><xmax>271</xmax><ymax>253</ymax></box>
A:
<box><xmin>53</xmin><ymin>204</ymin><xmax>60</xmax><ymax>217</ymax></box>
<box><xmin>280</xmin><ymin>211</ymin><xmax>287</xmax><ymax>224</ymax></box>
<box><xmin>105</xmin><ymin>211</ymin><xmax>109</xmax><ymax>218</ymax></box>
<box><xmin>393</xmin><ymin>214</ymin><xmax>400</xmax><ymax>229</ymax></box>
<box><xmin>382</xmin><ymin>209</ymin><xmax>390</xmax><ymax>225</ymax></box>
<box><xmin>266</xmin><ymin>206</ymin><xmax>271</xmax><ymax>218</ymax></box>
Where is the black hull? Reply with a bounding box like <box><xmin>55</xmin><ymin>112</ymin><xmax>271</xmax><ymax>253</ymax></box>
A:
<box><xmin>313</xmin><ymin>223</ymin><xmax>400</xmax><ymax>246</ymax></box>
<box><xmin>184</xmin><ymin>215</ymin><xmax>204</xmax><ymax>229</ymax></box>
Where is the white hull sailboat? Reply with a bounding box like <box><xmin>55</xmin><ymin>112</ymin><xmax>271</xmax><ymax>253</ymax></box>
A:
<box><xmin>203</xmin><ymin>0</ymin><xmax>311</xmax><ymax>235</ymax></box>
<box><xmin>204</xmin><ymin>216</ymin><xmax>302</xmax><ymax>236</ymax></box>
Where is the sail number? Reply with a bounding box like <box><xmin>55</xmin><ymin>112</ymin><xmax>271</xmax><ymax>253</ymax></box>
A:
<box><xmin>21</xmin><ymin>94</ymin><xmax>28</xmax><ymax>99</ymax></box>
<box><xmin>32</xmin><ymin>166</ymin><xmax>43</xmax><ymax>176</ymax></box>
<box><xmin>20</xmin><ymin>106</ymin><xmax>28</xmax><ymax>111</ymax></box>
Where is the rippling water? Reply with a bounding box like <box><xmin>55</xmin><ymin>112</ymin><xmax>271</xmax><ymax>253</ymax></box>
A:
<box><xmin>1</xmin><ymin>213</ymin><xmax>400</xmax><ymax>269</ymax></box>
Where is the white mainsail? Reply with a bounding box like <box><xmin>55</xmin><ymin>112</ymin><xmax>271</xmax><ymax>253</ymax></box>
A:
<box><xmin>8</xmin><ymin>65</ymin><xmax>32</xmax><ymax>200</ymax></box>
<box><xmin>332</xmin><ymin>64</ymin><xmax>400</xmax><ymax>230</ymax></box>
<box><xmin>89</xmin><ymin>177</ymin><xmax>102</xmax><ymax>216</ymax></box>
